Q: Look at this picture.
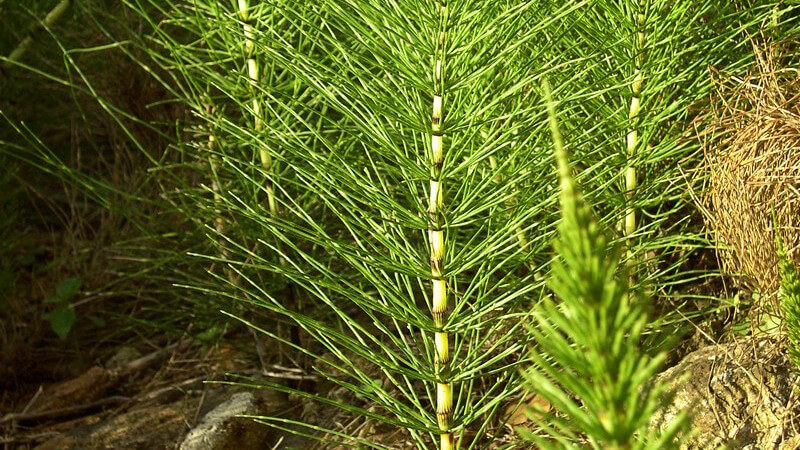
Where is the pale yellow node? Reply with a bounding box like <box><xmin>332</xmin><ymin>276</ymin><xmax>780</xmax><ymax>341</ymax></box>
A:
<box><xmin>429</xmin><ymin>180</ymin><xmax>442</xmax><ymax>211</ymax></box>
<box><xmin>437</xmin><ymin>382</ymin><xmax>452</xmax><ymax>411</ymax></box>
<box><xmin>432</xmin><ymin>279</ymin><xmax>447</xmax><ymax>312</ymax></box>
<box><xmin>440</xmin><ymin>434</ymin><xmax>454</xmax><ymax>450</ymax></box>
<box><xmin>248</xmin><ymin>59</ymin><xmax>259</xmax><ymax>83</ymax></box>
<box><xmin>429</xmin><ymin>230</ymin><xmax>444</xmax><ymax>261</ymax></box>
<box><xmin>435</xmin><ymin>331</ymin><xmax>449</xmax><ymax>363</ymax></box>
<box><xmin>237</xmin><ymin>0</ymin><xmax>249</xmax><ymax>19</ymax></box>
<box><xmin>626</xmin><ymin>130</ymin><xmax>637</xmax><ymax>153</ymax></box>
<box><xmin>432</xmin><ymin>135</ymin><xmax>443</xmax><ymax>163</ymax></box>
<box><xmin>628</xmin><ymin>96</ymin><xmax>640</xmax><ymax>120</ymax></box>
<box><xmin>436</xmin><ymin>382</ymin><xmax>452</xmax><ymax>430</ymax></box>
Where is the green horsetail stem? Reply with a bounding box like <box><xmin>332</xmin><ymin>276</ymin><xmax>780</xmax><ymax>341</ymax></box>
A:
<box><xmin>238</xmin><ymin>0</ymin><xmax>278</xmax><ymax>216</ymax></box>
<box><xmin>236</xmin><ymin>1</ymin><xmax>290</xmax><ymax>366</ymax></box>
<box><xmin>2</xmin><ymin>0</ymin><xmax>72</xmax><ymax>74</ymax></box>
<box><xmin>203</xmin><ymin>104</ymin><xmax>226</xmax><ymax>257</ymax></box>
<box><xmin>429</xmin><ymin>3</ymin><xmax>452</xmax><ymax>449</ymax></box>
<box><xmin>625</xmin><ymin>9</ymin><xmax>645</xmax><ymax>264</ymax></box>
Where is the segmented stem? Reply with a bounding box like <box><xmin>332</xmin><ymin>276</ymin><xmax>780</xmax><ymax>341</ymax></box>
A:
<box><xmin>625</xmin><ymin>7</ymin><xmax>645</xmax><ymax>263</ymax></box>
<box><xmin>429</xmin><ymin>3</ymin><xmax>452</xmax><ymax>449</ymax></box>
<box><xmin>236</xmin><ymin>0</ymin><xmax>287</xmax><ymax>367</ymax></box>
<box><xmin>238</xmin><ymin>0</ymin><xmax>277</xmax><ymax>215</ymax></box>
<box><xmin>2</xmin><ymin>0</ymin><xmax>72</xmax><ymax>74</ymax></box>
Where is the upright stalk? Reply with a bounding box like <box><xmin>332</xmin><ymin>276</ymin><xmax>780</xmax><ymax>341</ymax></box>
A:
<box><xmin>429</xmin><ymin>3</ymin><xmax>452</xmax><ymax>449</ymax></box>
<box><xmin>236</xmin><ymin>0</ymin><xmax>288</xmax><ymax>365</ymax></box>
<box><xmin>625</xmin><ymin>6</ymin><xmax>645</xmax><ymax>265</ymax></box>
<box><xmin>238</xmin><ymin>0</ymin><xmax>277</xmax><ymax>215</ymax></box>
<box><xmin>203</xmin><ymin>106</ymin><xmax>228</xmax><ymax>262</ymax></box>
<box><xmin>2</xmin><ymin>0</ymin><xmax>72</xmax><ymax>75</ymax></box>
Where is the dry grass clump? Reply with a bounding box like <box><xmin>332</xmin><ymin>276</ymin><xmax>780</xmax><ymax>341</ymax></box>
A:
<box><xmin>700</xmin><ymin>40</ymin><xmax>800</xmax><ymax>305</ymax></box>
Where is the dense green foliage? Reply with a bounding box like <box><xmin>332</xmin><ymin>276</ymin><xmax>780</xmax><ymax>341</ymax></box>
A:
<box><xmin>2</xmin><ymin>0</ymin><xmax>800</xmax><ymax>448</ymax></box>
<box><xmin>778</xmin><ymin>233</ymin><xmax>800</xmax><ymax>371</ymax></box>
<box><xmin>519</xmin><ymin>79</ymin><xmax>687</xmax><ymax>449</ymax></box>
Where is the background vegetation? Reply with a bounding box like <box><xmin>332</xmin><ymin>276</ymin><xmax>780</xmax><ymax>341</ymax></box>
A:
<box><xmin>1</xmin><ymin>0</ymin><xmax>799</xmax><ymax>448</ymax></box>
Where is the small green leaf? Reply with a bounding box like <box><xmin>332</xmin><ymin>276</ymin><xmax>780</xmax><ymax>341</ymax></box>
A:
<box><xmin>56</xmin><ymin>277</ymin><xmax>81</xmax><ymax>301</ymax></box>
<box><xmin>45</xmin><ymin>305</ymin><xmax>76</xmax><ymax>340</ymax></box>
<box><xmin>45</xmin><ymin>295</ymin><xmax>62</xmax><ymax>304</ymax></box>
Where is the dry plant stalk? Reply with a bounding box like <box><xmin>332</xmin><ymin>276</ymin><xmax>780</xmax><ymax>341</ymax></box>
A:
<box><xmin>700</xmin><ymin>40</ymin><xmax>800</xmax><ymax>306</ymax></box>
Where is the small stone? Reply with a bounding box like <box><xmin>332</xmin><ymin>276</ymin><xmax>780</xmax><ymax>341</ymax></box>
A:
<box><xmin>180</xmin><ymin>392</ymin><xmax>269</xmax><ymax>450</ymax></box>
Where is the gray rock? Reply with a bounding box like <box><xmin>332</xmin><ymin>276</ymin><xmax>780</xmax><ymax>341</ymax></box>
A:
<box><xmin>180</xmin><ymin>391</ymin><xmax>272</xmax><ymax>450</ymax></box>
<box><xmin>652</xmin><ymin>339</ymin><xmax>799</xmax><ymax>449</ymax></box>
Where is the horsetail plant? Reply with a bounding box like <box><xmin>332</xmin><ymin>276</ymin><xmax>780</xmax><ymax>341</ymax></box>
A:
<box><xmin>528</xmin><ymin>0</ymin><xmax>800</xmax><ymax>300</ymax></box>
<box><xmin>167</xmin><ymin>1</ymin><xmax>588</xmax><ymax>447</ymax></box>
<box><xmin>520</xmin><ymin>78</ymin><xmax>689</xmax><ymax>449</ymax></box>
<box><xmin>429</xmin><ymin>3</ymin><xmax>453</xmax><ymax>446</ymax></box>
<box><xmin>624</xmin><ymin>5</ymin><xmax>645</xmax><ymax>267</ymax></box>
<box><xmin>113</xmin><ymin>0</ymin><xmax>323</xmax><ymax>363</ymax></box>
<box><xmin>25</xmin><ymin>0</ymin><xmax>800</xmax><ymax>447</ymax></box>
<box><xmin>777</xmin><ymin>227</ymin><xmax>800</xmax><ymax>371</ymax></box>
